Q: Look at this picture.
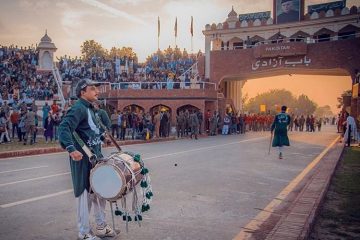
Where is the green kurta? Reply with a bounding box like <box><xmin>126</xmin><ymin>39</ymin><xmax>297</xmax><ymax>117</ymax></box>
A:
<box><xmin>96</xmin><ymin>109</ymin><xmax>111</xmax><ymax>130</ymax></box>
<box><xmin>271</xmin><ymin>112</ymin><xmax>291</xmax><ymax>147</ymax></box>
<box><xmin>58</xmin><ymin>98</ymin><xmax>105</xmax><ymax>197</ymax></box>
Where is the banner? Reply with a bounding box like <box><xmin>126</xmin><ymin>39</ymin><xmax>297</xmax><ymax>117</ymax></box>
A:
<box><xmin>276</xmin><ymin>0</ymin><xmax>301</xmax><ymax>24</ymax></box>
<box><xmin>260</xmin><ymin>104</ymin><xmax>266</xmax><ymax>112</ymax></box>
<box><xmin>308</xmin><ymin>0</ymin><xmax>346</xmax><ymax>15</ymax></box>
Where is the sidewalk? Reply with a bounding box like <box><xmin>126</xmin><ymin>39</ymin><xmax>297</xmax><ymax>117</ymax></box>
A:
<box><xmin>265</xmin><ymin>142</ymin><xmax>344</xmax><ymax>240</ymax></box>
<box><xmin>234</xmin><ymin>137</ymin><xmax>345</xmax><ymax>240</ymax></box>
<box><xmin>0</xmin><ymin>137</ymin><xmax>177</xmax><ymax>159</ymax></box>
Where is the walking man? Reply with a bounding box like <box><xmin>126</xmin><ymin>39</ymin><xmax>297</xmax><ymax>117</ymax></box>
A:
<box><xmin>271</xmin><ymin>105</ymin><xmax>291</xmax><ymax>159</ymax></box>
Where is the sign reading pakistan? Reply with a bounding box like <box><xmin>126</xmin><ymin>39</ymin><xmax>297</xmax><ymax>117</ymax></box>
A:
<box><xmin>276</xmin><ymin>0</ymin><xmax>301</xmax><ymax>24</ymax></box>
<box><xmin>307</xmin><ymin>0</ymin><xmax>346</xmax><ymax>15</ymax></box>
<box><xmin>239</xmin><ymin>11</ymin><xmax>271</xmax><ymax>22</ymax></box>
<box><xmin>254</xmin><ymin>42</ymin><xmax>307</xmax><ymax>58</ymax></box>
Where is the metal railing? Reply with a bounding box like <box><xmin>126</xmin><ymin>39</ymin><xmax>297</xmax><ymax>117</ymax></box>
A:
<box><xmin>217</xmin><ymin>32</ymin><xmax>360</xmax><ymax>50</ymax></box>
<box><xmin>52</xmin><ymin>64</ymin><xmax>66</xmax><ymax>106</ymax></box>
<box><xmin>108</xmin><ymin>81</ymin><xmax>217</xmax><ymax>90</ymax></box>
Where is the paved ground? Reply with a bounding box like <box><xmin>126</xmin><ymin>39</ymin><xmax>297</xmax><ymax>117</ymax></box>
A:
<box><xmin>0</xmin><ymin>126</ymin><xmax>339</xmax><ymax>240</ymax></box>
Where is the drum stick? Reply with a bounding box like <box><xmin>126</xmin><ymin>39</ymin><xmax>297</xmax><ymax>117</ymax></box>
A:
<box><xmin>107</xmin><ymin>132</ymin><xmax>122</xmax><ymax>152</ymax></box>
<box><xmin>95</xmin><ymin>115</ymin><xmax>122</xmax><ymax>152</ymax></box>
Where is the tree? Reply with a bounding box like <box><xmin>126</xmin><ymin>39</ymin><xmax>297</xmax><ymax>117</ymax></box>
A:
<box><xmin>336</xmin><ymin>90</ymin><xmax>352</xmax><ymax>109</ymax></box>
<box><xmin>80</xmin><ymin>40</ymin><xmax>106</xmax><ymax>61</ymax></box>
<box><xmin>314</xmin><ymin>105</ymin><xmax>334</xmax><ymax>118</ymax></box>
<box><xmin>295</xmin><ymin>94</ymin><xmax>317</xmax><ymax>115</ymax></box>
<box><xmin>244</xmin><ymin>89</ymin><xmax>296</xmax><ymax>113</ymax></box>
<box><xmin>108</xmin><ymin>46</ymin><xmax>138</xmax><ymax>63</ymax></box>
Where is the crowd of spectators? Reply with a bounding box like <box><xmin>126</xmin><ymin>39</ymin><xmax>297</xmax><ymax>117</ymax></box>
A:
<box><xmin>57</xmin><ymin>47</ymin><xmax>201</xmax><ymax>91</ymax></box>
<box><xmin>0</xmin><ymin>45</ymin><xmax>58</xmax><ymax>105</ymax></box>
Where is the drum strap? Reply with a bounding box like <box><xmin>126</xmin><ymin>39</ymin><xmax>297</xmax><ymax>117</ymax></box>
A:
<box><xmin>72</xmin><ymin>131</ymin><xmax>97</xmax><ymax>165</ymax></box>
<box><xmin>94</xmin><ymin>114</ymin><xmax>122</xmax><ymax>152</ymax></box>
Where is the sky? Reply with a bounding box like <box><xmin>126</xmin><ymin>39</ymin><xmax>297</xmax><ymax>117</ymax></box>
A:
<box><xmin>242</xmin><ymin>74</ymin><xmax>352</xmax><ymax>114</ymax></box>
<box><xmin>0</xmin><ymin>0</ymin><xmax>356</xmax><ymax>111</ymax></box>
<box><xmin>0</xmin><ymin>0</ymin><xmax>359</xmax><ymax>61</ymax></box>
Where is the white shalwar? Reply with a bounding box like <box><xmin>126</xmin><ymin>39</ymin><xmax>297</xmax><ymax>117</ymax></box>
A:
<box><xmin>76</xmin><ymin>189</ymin><xmax>106</xmax><ymax>235</ymax></box>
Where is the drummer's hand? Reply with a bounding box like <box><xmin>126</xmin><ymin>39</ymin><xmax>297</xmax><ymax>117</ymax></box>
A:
<box><xmin>70</xmin><ymin>151</ymin><xmax>83</xmax><ymax>161</ymax></box>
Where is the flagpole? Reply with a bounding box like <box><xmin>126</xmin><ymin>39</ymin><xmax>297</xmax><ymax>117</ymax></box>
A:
<box><xmin>174</xmin><ymin>17</ymin><xmax>177</xmax><ymax>48</ymax></box>
<box><xmin>190</xmin><ymin>16</ymin><xmax>194</xmax><ymax>52</ymax></box>
<box><xmin>191</xmin><ymin>37</ymin><xmax>193</xmax><ymax>53</ymax></box>
<box><xmin>158</xmin><ymin>16</ymin><xmax>160</xmax><ymax>50</ymax></box>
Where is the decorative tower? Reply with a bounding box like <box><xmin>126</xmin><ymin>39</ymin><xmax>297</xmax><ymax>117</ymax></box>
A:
<box><xmin>226</xmin><ymin>6</ymin><xmax>238</xmax><ymax>29</ymax></box>
<box><xmin>37</xmin><ymin>30</ymin><xmax>57</xmax><ymax>71</ymax></box>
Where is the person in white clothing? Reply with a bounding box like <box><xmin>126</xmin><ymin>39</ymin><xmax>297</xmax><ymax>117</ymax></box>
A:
<box><xmin>343</xmin><ymin>112</ymin><xmax>358</xmax><ymax>145</ymax></box>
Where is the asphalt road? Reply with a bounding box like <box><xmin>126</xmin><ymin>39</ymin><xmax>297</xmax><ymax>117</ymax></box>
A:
<box><xmin>0</xmin><ymin>126</ymin><xmax>339</xmax><ymax>240</ymax></box>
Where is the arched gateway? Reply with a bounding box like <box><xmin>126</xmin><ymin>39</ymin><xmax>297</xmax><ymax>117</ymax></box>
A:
<box><xmin>95</xmin><ymin>1</ymin><xmax>360</xmax><ymax>128</ymax></box>
<box><xmin>200</xmin><ymin>1</ymin><xmax>360</xmax><ymax>119</ymax></box>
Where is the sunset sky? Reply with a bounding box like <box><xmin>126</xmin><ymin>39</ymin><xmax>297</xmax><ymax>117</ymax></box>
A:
<box><xmin>1</xmin><ymin>0</ymin><xmax>358</xmax><ymax>61</ymax></box>
<box><xmin>0</xmin><ymin>0</ymin><xmax>356</xmax><ymax>111</ymax></box>
<box><xmin>242</xmin><ymin>75</ymin><xmax>352</xmax><ymax>114</ymax></box>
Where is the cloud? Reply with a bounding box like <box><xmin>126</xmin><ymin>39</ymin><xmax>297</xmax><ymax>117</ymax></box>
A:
<box><xmin>79</xmin><ymin>0</ymin><xmax>148</xmax><ymax>26</ymax></box>
<box><xmin>61</xmin><ymin>11</ymin><xmax>87</xmax><ymax>36</ymax></box>
<box><xmin>110</xmin><ymin>0</ymin><xmax>153</xmax><ymax>6</ymax></box>
<box><xmin>19</xmin><ymin>0</ymin><xmax>50</xmax><ymax>10</ymax></box>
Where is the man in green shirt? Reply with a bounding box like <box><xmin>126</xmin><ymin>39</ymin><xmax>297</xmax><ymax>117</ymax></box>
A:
<box><xmin>271</xmin><ymin>105</ymin><xmax>291</xmax><ymax>159</ymax></box>
<box><xmin>58</xmin><ymin>79</ymin><xmax>115</xmax><ymax>240</ymax></box>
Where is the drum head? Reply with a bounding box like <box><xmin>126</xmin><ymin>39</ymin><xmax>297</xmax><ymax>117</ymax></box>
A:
<box><xmin>91</xmin><ymin>165</ymin><xmax>124</xmax><ymax>199</ymax></box>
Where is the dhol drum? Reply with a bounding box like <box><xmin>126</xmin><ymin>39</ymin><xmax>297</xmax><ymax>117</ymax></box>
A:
<box><xmin>90</xmin><ymin>152</ymin><xmax>143</xmax><ymax>201</ymax></box>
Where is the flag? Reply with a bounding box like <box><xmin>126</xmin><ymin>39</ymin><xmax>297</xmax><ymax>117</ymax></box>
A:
<box><xmin>190</xmin><ymin>16</ymin><xmax>193</xmax><ymax>37</ymax></box>
<box><xmin>174</xmin><ymin>17</ymin><xmax>177</xmax><ymax>37</ymax></box>
<box><xmin>158</xmin><ymin>16</ymin><xmax>160</xmax><ymax>37</ymax></box>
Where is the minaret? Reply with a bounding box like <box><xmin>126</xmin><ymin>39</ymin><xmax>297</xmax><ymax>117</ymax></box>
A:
<box><xmin>37</xmin><ymin>30</ymin><xmax>57</xmax><ymax>71</ymax></box>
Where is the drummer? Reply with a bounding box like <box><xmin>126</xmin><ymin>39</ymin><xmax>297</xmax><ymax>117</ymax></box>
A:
<box><xmin>58</xmin><ymin>78</ymin><xmax>116</xmax><ymax>240</ymax></box>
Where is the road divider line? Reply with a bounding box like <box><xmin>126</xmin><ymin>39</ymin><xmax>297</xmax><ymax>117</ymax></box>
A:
<box><xmin>0</xmin><ymin>166</ymin><xmax>48</xmax><ymax>174</ymax></box>
<box><xmin>0</xmin><ymin>136</ymin><xmax>268</xmax><ymax>208</ymax></box>
<box><xmin>0</xmin><ymin>172</ymin><xmax>70</xmax><ymax>187</ymax></box>
<box><xmin>0</xmin><ymin>151</ymin><xmax>65</xmax><ymax>161</ymax></box>
<box><xmin>233</xmin><ymin>136</ymin><xmax>340</xmax><ymax>240</ymax></box>
<box><xmin>0</xmin><ymin>189</ymin><xmax>73</xmax><ymax>208</ymax></box>
<box><xmin>144</xmin><ymin>136</ymin><xmax>267</xmax><ymax>160</ymax></box>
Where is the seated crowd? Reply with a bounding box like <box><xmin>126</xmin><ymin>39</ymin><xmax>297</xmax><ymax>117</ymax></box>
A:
<box><xmin>0</xmin><ymin>45</ymin><xmax>58</xmax><ymax>106</ymax></box>
<box><xmin>57</xmin><ymin>47</ymin><xmax>202</xmax><ymax>90</ymax></box>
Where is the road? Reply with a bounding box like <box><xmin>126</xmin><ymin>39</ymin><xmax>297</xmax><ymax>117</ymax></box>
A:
<box><xmin>0</xmin><ymin>126</ymin><xmax>339</xmax><ymax>240</ymax></box>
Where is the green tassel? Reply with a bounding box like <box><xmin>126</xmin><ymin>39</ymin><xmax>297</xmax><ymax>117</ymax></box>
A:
<box><xmin>138</xmin><ymin>215</ymin><xmax>143</xmax><ymax>221</ymax></box>
<box><xmin>141</xmin><ymin>181</ymin><xmax>148</xmax><ymax>188</ymax></box>
<box><xmin>115</xmin><ymin>210</ymin><xmax>122</xmax><ymax>216</ymax></box>
<box><xmin>135</xmin><ymin>216</ymin><xmax>138</xmax><ymax>221</ymax></box>
<box><xmin>141</xmin><ymin>168</ymin><xmax>149</xmax><ymax>175</ymax></box>
<box><xmin>142</xmin><ymin>204</ymin><xmax>149</xmax><ymax>212</ymax></box>
<box><xmin>146</xmin><ymin>192</ymin><xmax>152</xmax><ymax>199</ymax></box>
<box><xmin>122</xmin><ymin>215</ymin><xmax>127</xmax><ymax>221</ymax></box>
<box><xmin>127</xmin><ymin>216</ymin><xmax>132</xmax><ymax>221</ymax></box>
<box><xmin>134</xmin><ymin>154</ymin><xmax>141</xmax><ymax>162</ymax></box>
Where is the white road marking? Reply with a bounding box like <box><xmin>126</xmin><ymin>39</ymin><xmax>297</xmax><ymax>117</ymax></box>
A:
<box><xmin>0</xmin><ymin>151</ymin><xmax>65</xmax><ymax>161</ymax></box>
<box><xmin>0</xmin><ymin>189</ymin><xmax>73</xmax><ymax>208</ymax></box>
<box><xmin>0</xmin><ymin>136</ymin><xmax>267</xmax><ymax>207</ymax></box>
<box><xmin>144</xmin><ymin>136</ymin><xmax>267</xmax><ymax>160</ymax></box>
<box><xmin>0</xmin><ymin>165</ymin><xmax>48</xmax><ymax>174</ymax></box>
<box><xmin>0</xmin><ymin>172</ymin><xmax>70</xmax><ymax>187</ymax></box>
